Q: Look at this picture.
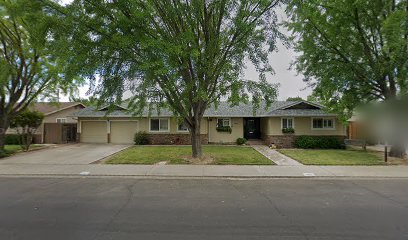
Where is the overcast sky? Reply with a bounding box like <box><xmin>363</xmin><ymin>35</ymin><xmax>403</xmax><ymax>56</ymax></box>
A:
<box><xmin>59</xmin><ymin>1</ymin><xmax>311</xmax><ymax>101</ymax></box>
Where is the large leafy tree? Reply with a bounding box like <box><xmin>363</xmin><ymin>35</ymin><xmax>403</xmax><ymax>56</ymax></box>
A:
<box><xmin>286</xmin><ymin>0</ymin><xmax>408</xmax><ymax>157</ymax></box>
<box><xmin>47</xmin><ymin>0</ymin><xmax>284</xmax><ymax>158</ymax></box>
<box><xmin>0</xmin><ymin>0</ymin><xmax>78</xmax><ymax>154</ymax></box>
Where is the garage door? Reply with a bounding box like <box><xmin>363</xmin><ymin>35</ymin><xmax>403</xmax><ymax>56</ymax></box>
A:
<box><xmin>110</xmin><ymin>121</ymin><xmax>138</xmax><ymax>144</ymax></box>
<box><xmin>81</xmin><ymin>121</ymin><xmax>107</xmax><ymax>143</ymax></box>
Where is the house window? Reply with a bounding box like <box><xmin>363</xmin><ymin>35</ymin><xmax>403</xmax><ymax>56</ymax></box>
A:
<box><xmin>217</xmin><ymin>118</ymin><xmax>231</xmax><ymax>127</ymax></box>
<box><xmin>312</xmin><ymin>118</ymin><xmax>335</xmax><ymax>129</ymax></box>
<box><xmin>282</xmin><ymin>118</ymin><xmax>294</xmax><ymax>129</ymax></box>
<box><xmin>177</xmin><ymin>122</ymin><xmax>189</xmax><ymax>132</ymax></box>
<box><xmin>150</xmin><ymin>118</ymin><xmax>169</xmax><ymax>132</ymax></box>
<box><xmin>56</xmin><ymin>118</ymin><xmax>66</xmax><ymax>123</ymax></box>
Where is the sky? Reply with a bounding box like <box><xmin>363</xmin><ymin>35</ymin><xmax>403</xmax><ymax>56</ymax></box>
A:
<box><xmin>59</xmin><ymin>1</ymin><xmax>311</xmax><ymax>102</ymax></box>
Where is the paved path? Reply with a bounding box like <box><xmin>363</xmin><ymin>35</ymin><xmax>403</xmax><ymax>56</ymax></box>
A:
<box><xmin>0</xmin><ymin>144</ymin><xmax>129</xmax><ymax>165</ymax></box>
<box><xmin>252</xmin><ymin>145</ymin><xmax>303</xmax><ymax>165</ymax></box>
<box><xmin>1</xmin><ymin>164</ymin><xmax>408</xmax><ymax>178</ymax></box>
<box><xmin>367</xmin><ymin>144</ymin><xmax>408</xmax><ymax>154</ymax></box>
<box><xmin>1</xmin><ymin>177</ymin><xmax>408</xmax><ymax>239</ymax></box>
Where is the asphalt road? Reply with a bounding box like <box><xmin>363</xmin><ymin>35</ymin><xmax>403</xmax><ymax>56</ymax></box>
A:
<box><xmin>0</xmin><ymin>177</ymin><xmax>407</xmax><ymax>240</ymax></box>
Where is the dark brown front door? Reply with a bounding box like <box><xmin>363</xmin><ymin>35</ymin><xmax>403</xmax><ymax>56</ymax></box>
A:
<box><xmin>244</xmin><ymin>118</ymin><xmax>261</xmax><ymax>139</ymax></box>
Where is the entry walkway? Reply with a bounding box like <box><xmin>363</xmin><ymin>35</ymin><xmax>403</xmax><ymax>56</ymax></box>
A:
<box><xmin>252</xmin><ymin>145</ymin><xmax>303</xmax><ymax>166</ymax></box>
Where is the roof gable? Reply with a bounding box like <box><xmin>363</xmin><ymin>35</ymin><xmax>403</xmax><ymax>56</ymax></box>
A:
<box><xmin>98</xmin><ymin>104</ymin><xmax>128</xmax><ymax>111</ymax></box>
<box><xmin>279</xmin><ymin>101</ymin><xmax>322</xmax><ymax>110</ymax></box>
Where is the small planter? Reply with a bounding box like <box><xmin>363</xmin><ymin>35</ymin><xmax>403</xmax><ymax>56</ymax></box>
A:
<box><xmin>216</xmin><ymin>126</ymin><xmax>232</xmax><ymax>133</ymax></box>
<box><xmin>282</xmin><ymin>128</ymin><xmax>295</xmax><ymax>134</ymax></box>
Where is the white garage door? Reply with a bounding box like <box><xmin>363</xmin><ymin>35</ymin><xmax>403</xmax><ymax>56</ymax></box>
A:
<box><xmin>81</xmin><ymin>121</ymin><xmax>107</xmax><ymax>143</ymax></box>
<box><xmin>110</xmin><ymin>121</ymin><xmax>138</xmax><ymax>144</ymax></box>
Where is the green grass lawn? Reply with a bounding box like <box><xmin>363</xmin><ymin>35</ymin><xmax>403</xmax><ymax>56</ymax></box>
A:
<box><xmin>1</xmin><ymin>145</ymin><xmax>45</xmax><ymax>157</ymax></box>
<box><xmin>106</xmin><ymin>146</ymin><xmax>274</xmax><ymax>165</ymax></box>
<box><xmin>278</xmin><ymin>149</ymin><xmax>384</xmax><ymax>165</ymax></box>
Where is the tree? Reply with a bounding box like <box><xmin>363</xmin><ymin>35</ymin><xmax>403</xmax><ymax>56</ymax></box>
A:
<box><xmin>286</xmin><ymin>0</ymin><xmax>408</xmax><ymax>157</ymax></box>
<box><xmin>10</xmin><ymin>110</ymin><xmax>44</xmax><ymax>151</ymax></box>
<box><xmin>0</xmin><ymin>0</ymin><xmax>78</xmax><ymax>155</ymax></box>
<box><xmin>69</xmin><ymin>96</ymin><xmax>98</xmax><ymax>107</ymax></box>
<box><xmin>286</xmin><ymin>96</ymin><xmax>304</xmax><ymax>102</ymax></box>
<box><xmin>46</xmin><ymin>0</ymin><xmax>284</xmax><ymax>158</ymax></box>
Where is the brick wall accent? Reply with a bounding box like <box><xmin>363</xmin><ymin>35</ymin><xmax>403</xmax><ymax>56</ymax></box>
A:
<box><xmin>147</xmin><ymin>134</ymin><xmax>209</xmax><ymax>145</ymax></box>
<box><xmin>262</xmin><ymin>134</ymin><xmax>297</xmax><ymax>148</ymax></box>
<box><xmin>262</xmin><ymin>135</ymin><xmax>346</xmax><ymax>148</ymax></box>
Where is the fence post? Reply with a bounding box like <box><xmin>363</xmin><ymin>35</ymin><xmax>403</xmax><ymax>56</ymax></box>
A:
<box><xmin>384</xmin><ymin>145</ymin><xmax>388</xmax><ymax>163</ymax></box>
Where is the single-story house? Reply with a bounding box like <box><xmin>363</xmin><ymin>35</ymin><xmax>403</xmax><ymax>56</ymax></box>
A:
<box><xmin>72</xmin><ymin>100</ymin><xmax>346</xmax><ymax>148</ymax></box>
<box><xmin>7</xmin><ymin>102</ymin><xmax>85</xmax><ymax>144</ymax></box>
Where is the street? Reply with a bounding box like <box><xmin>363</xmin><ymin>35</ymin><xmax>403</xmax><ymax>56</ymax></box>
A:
<box><xmin>0</xmin><ymin>177</ymin><xmax>407</xmax><ymax>240</ymax></box>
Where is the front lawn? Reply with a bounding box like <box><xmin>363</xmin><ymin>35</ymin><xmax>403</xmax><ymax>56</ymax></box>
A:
<box><xmin>106</xmin><ymin>146</ymin><xmax>273</xmax><ymax>165</ymax></box>
<box><xmin>278</xmin><ymin>149</ymin><xmax>384</xmax><ymax>165</ymax></box>
<box><xmin>1</xmin><ymin>145</ymin><xmax>45</xmax><ymax>157</ymax></box>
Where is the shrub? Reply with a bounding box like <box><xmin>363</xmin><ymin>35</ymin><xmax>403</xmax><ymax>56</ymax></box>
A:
<box><xmin>134</xmin><ymin>131</ymin><xmax>149</xmax><ymax>145</ymax></box>
<box><xmin>216</xmin><ymin>126</ymin><xmax>232</xmax><ymax>133</ymax></box>
<box><xmin>10</xmin><ymin>110</ymin><xmax>44</xmax><ymax>151</ymax></box>
<box><xmin>5</xmin><ymin>134</ymin><xmax>20</xmax><ymax>145</ymax></box>
<box><xmin>282</xmin><ymin>128</ymin><xmax>295</xmax><ymax>134</ymax></box>
<box><xmin>294</xmin><ymin>136</ymin><xmax>345</xmax><ymax>149</ymax></box>
<box><xmin>236</xmin><ymin>137</ymin><xmax>247</xmax><ymax>145</ymax></box>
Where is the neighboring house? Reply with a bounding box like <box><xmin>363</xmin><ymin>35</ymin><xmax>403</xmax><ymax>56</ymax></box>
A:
<box><xmin>72</xmin><ymin>100</ymin><xmax>346</xmax><ymax>148</ymax></box>
<box><xmin>7</xmin><ymin>102</ymin><xmax>85</xmax><ymax>144</ymax></box>
<box><xmin>347</xmin><ymin>115</ymin><xmax>361</xmax><ymax>140</ymax></box>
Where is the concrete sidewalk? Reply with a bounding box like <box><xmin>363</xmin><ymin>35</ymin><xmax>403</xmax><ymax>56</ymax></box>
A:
<box><xmin>1</xmin><ymin>164</ymin><xmax>408</xmax><ymax>178</ymax></box>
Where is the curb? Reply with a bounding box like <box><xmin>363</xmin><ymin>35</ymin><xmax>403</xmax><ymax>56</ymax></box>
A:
<box><xmin>1</xmin><ymin>173</ymin><xmax>408</xmax><ymax>179</ymax></box>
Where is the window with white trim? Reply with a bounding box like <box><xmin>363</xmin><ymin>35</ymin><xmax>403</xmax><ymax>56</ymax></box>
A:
<box><xmin>56</xmin><ymin>118</ymin><xmax>66</xmax><ymax>123</ymax></box>
<box><xmin>150</xmin><ymin>118</ymin><xmax>169</xmax><ymax>132</ymax></box>
<box><xmin>282</xmin><ymin>118</ymin><xmax>294</xmax><ymax>129</ymax></box>
<box><xmin>217</xmin><ymin>118</ymin><xmax>230</xmax><ymax>127</ymax></box>
<box><xmin>312</xmin><ymin>118</ymin><xmax>335</xmax><ymax>129</ymax></box>
<box><xmin>177</xmin><ymin>122</ymin><xmax>189</xmax><ymax>132</ymax></box>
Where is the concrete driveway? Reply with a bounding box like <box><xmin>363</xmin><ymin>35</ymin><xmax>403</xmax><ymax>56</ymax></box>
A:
<box><xmin>0</xmin><ymin>144</ymin><xmax>129</xmax><ymax>165</ymax></box>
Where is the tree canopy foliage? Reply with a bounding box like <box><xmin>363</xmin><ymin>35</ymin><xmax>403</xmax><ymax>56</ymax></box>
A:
<box><xmin>286</xmin><ymin>0</ymin><xmax>408</xmax><ymax>119</ymax></box>
<box><xmin>47</xmin><ymin>0</ymin><xmax>285</xmax><ymax>157</ymax></box>
<box><xmin>0</xmin><ymin>0</ymin><xmax>80</xmax><ymax>153</ymax></box>
<box><xmin>286</xmin><ymin>0</ymin><xmax>408</xmax><ymax>157</ymax></box>
<box><xmin>286</xmin><ymin>96</ymin><xmax>304</xmax><ymax>102</ymax></box>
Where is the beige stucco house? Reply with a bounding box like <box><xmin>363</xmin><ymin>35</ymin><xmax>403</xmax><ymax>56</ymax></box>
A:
<box><xmin>7</xmin><ymin>102</ymin><xmax>85</xmax><ymax>143</ymax></box>
<box><xmin>72</xmin><ymin>100</ymin><xmax>346</xmax><ymax>147</ymax></box>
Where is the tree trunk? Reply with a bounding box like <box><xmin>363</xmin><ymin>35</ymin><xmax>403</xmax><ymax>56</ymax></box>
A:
<box><xmin>0</xmin><ymin>118</ymin><xmax>8</xmax><ymax>155</ymax></box>
<box><xmin>190</xmin><ymin>117</ymin><xmax>202</xmax><ymax>159</ymax></box>
<box><xmin>0</xmin><ymin>131</ymin><xmax>6</xmax><ymax>156</ymax></box>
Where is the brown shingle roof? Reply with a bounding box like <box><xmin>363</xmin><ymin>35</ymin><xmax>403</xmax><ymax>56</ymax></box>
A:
<box><xmin>29</xmin><ymin>102</ymin><xmax>85</xmax><ymax>115</ymax></box>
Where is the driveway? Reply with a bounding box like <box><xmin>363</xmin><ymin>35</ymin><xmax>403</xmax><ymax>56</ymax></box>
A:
<box><xmin>0</xmin><ymin>144</ymin><xmax>129</xmax><ymax>165</ymax></box>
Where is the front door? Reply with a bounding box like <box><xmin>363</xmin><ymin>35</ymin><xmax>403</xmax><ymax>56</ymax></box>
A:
<box><xmin>244</xmin><ymin>118</ymin><xmax>260</xmax><ymax>139</ymax></box>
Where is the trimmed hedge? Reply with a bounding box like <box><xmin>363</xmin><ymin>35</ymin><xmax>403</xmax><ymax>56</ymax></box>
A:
<box><xmin>236</xmin><ymin>137</ymin><xmax>247</xmax><ymax>145</ymax></box>
<box><xmin>5</xmin><ymin>134</ymin><xmax>20</xmax><ymax>145</ymax></box>
<box><xmin>134</xmin><ymin>131</ymin><xmax>149</xmax><ymax>145</ymax></box>
<box><xmin>294</xmin><ymin>136</ymin><xmax>345</xmax><ymax>149</ymax></box>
